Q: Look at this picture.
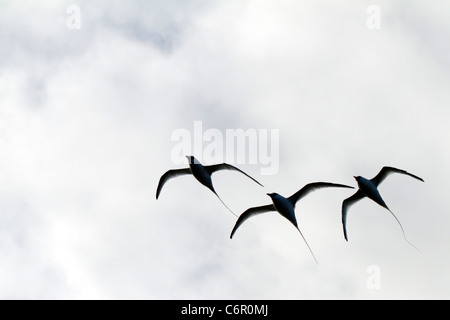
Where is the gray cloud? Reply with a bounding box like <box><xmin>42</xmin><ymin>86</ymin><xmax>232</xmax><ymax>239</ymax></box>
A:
<box><xmin>0</xmin><ymin>0</ymin><xmax>449</xmax><ymax>299</ymax></box>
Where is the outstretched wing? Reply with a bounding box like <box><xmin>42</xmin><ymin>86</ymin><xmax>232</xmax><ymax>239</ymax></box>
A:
<box><xmin>205</xmin><ymin>163</ymin><xmax>264</xmax><ymax>187</ymax></box>
<box><xmin>287</xmin><ymin>182</ymin><xmax>354</xmax><ymax>205</ymax></box>
<box><xmin>342</xmin><ymin>190</ymin><xmax>365</xmax><ymax>241</ymax></box>
<box><xmin>230</xmin><ymin>204</ymin><xmax>275</xmax><ymax>239</ymax></box>
<box><xmin>156</xmin><ymin>168</ymin><xmax>192</xmax><ymax>199</ymax></box>
<box><xmin>371</xmin><ymin>166</ymin><xmax>424</xmax><ymax>187</ymax></box>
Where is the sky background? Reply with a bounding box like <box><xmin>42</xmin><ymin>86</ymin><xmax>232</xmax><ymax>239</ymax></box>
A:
<box><xmin>0</xmin><ymin>0</ymin><xmax>449</xmax><ymax>299</ymax></box>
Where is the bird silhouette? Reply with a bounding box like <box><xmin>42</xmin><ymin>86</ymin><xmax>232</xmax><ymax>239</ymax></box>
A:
<box><xmin>230</xmin><ymin>182</ymin><xmax>354</xmax><ymax>264</ymax></box>
<box><xmin>342</xmin><ymin>166</ymin><xmax>424</xmax><ymax>250</ymax></box>
<box><xmin>156</xmin><ymin>156</ymin><xmax>264</xmax><ymax>216</ymax></box>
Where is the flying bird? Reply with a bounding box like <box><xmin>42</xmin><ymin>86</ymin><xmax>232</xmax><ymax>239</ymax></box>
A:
<box><xmin>156</xmin><ymin>156</ymin><xmax>264</xmax><ymax>216</ymax></box>
<box><xmin>342</xmin><ymin>166</ymin><xmax>424</xmax><ymax>249</ymax></box>
<box><xmin>230</xmin><ymin>182</ymin><xmax>355</xmax><ymax>264</ymax></box>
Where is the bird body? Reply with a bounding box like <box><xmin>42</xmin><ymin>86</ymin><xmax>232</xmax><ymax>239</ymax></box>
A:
<box><xmin>188</xmin><ymin>159</ymin><xmax>215</xmax><ymax>193</ymax></box>
<box><xmin>269</xmin><ymin>193</ymin><xmax>298</xmax><ymax>228</ymax></box>
<box><xmin>355</xmin><ymin>176</ymin><xmax>388</xmax><ymax>210</ymax></box>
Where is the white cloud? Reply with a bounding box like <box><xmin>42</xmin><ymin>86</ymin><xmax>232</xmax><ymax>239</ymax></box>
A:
<box><xmin>0</xmin><ymin>0</ymin><xmax>449</xmax><ymax>299</ymax></box>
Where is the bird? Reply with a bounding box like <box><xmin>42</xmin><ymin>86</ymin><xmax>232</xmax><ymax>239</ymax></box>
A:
<box><xmin>156</xmin><ymin>156</ymin><xmax>264</xmax><ymax>216</ymax></box>
<box><xmin>341</xmin><ymin>166</ymin><xmax>424</xmax><ymax>249</ymax></box>
<box><xmin>230</xmin><ymin>182</ymin><xmax>355</xmax><ymax>264</ymax></box>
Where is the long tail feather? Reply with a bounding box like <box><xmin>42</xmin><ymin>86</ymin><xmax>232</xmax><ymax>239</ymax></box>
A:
<box><xmin>386</xmin><ymin>207</ymin><xmax>421</xmax><ymax>253</ymax></box>
<box><xmin>296</xmin><ymin>227</ymin><xmax>319</xmax><ymax>264</ymax></box>
<box><xmin>213</xmin><ymin>191</ymin><xmax>238</xmax><ymax>218</ymax></box>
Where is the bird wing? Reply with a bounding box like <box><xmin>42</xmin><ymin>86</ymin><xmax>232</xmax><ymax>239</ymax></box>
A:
<box><xmin>342</xmin><ymin>190</ymin><xmax>365</xmax><ymax>241</ymax></box>
<box><xmin>156</xmin><ymin>168</ymin><xmax>192</xmax><ymax>199</ymax></box>
<box><xmin>370</xmin><ymin>166</ymin><xmax>424</xmax><ymax>187</ymax></box>
<box><xmin>230</xmin><ymin>204</ymin><xmax>275</xmax><ymax>239</ymax></box>
<box><xmin>287</xmin><ymin>182</ymin><xmax>354</xmax><ymax>205</ymax></box>
<box><xmin>205</xmin><ymin>163</ymin><xmax>264</xmax><ymax>187</ymax></box>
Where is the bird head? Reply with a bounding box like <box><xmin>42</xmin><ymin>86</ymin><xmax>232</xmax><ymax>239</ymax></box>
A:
<box><xmin>266</xmin><ymin>192</ymin><xmax>279</xmax><ymax>199</ymax></box>
<box><xmin>185</xmin><ymin>155</ymin><xmax>200</xmax><ymax>165</ymax></box>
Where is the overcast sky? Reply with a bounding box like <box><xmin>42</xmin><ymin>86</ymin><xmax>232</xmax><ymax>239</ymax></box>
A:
<box><xmin>0</xmin><ymin>0</ymin><xmax>449</xmax><ymax>299</ymax></box>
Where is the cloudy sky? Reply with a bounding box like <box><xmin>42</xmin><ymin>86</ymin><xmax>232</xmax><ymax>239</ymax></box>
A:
<box><xmin>0</xmin><ymin>0</ymin><xmax>449</xmax><ymax>299</ymax></box>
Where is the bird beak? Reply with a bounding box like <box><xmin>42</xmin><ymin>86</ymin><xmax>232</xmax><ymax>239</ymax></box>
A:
<box><xmin>353</xmin><ymin>176</ymin><xmax>357</xmax><ymax>179</ymax></box>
